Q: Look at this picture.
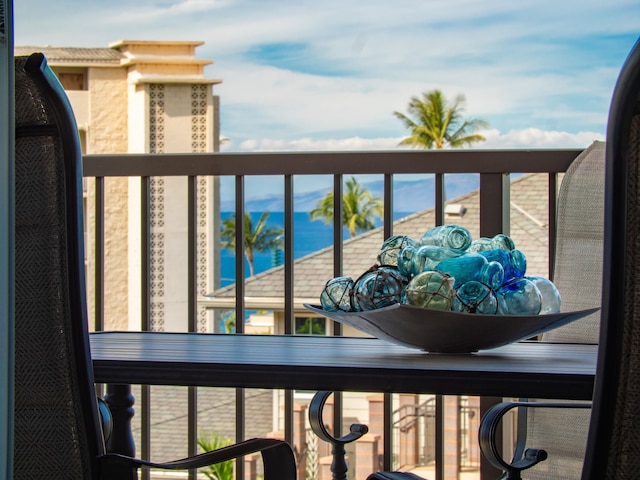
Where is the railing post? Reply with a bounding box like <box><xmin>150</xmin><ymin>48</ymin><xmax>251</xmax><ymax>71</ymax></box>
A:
<box><xmin>479</xmin><ymin>172</ymin><xmax>510</xmax><ymax>237</ymax></box>
<box><xmin>479</xmin><ymin>172</ymin><xmax>509</xmax><ymax>479</ymax></box>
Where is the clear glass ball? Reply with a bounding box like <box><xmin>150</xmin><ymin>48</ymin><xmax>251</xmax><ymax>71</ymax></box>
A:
<box><xmin>402</xmin><ymin>270</ymin><xmax>455</xmax><ymax>311</ymax></box>
<box><xmin>320</xmin><ymin>276</ymin><xmax>354</xmax><ymax>312</ymax></box>
<box><xmin>452</xmin><ymin>280</ymin><xmax>498</xmax><ymax>314</ymax></box>
<box><xmin>353</xmin><ymin>266</ymin><xmax>404</xmax><ymax>311</ymax></box>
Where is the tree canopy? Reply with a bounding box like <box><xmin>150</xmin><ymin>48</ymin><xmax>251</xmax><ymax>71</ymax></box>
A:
<box><xmin>394</xmin><ymin>89</ymin><xmax>488</xmax><ymax>149</ymax></box>
<box><xmin>309</xmin><ymin>176</ymin><xmax>383</xmax><ymax>238</ymax></box>
<box><xmin>220</xmin><ymin>211</ymin><xmax>283</xmax><ymax>277</ymax></box>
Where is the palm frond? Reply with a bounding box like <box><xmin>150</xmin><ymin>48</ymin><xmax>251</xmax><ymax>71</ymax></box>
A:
<box><xmin>394</xmin><ymin>88</ymin><xmax>488</xmax><ymax>150</ymax></box>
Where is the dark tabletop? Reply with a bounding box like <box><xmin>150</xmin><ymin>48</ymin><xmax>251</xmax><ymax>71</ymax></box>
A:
<box><xmin>90</xmin><ymin>331</ymin><xmax>597</xmax><ymax>400</ymax></box>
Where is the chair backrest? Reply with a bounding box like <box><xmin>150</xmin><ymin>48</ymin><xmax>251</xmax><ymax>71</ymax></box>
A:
<box><xmin>513</xmin><ymin>142</ymin><xmax>605</xmax><ymax>480</ymax></box>
<box><xmin>544</xmin><ymin>140</ymin><xmax>605</xmax><ymax>343</ymax></box>
<box><xmin>581</xmin><ymin>37</ymin><xmax>640</xmax><ymax>479</ymax></box>
<box><xmin>13</xmin><ymin>53</ymin><xmax>105</xmax><ymax>479</ymax></box>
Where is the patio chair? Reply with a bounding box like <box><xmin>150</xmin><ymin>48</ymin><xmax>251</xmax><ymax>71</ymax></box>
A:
<box><xmin>13</xmin><ymin>52</ymin><xmax>296</xmax><ymax>480</ymax></box>
<box><xmin>368</xmin><ymin>142</ymin><xmax>604</xmax><ymax>480</ymax></box>
<box><xmin>479</xmin><ymin>37</ymin><xmax>640</xmax><ymax>479</ymax></box>
<box><xmin>478</xmin><ymin>141</ymin><xmax>604</xmax><ymax>480</ymax></box>
<box><xmin>580</xmin><ymin>35</ymin><xmax>640</xmax><ymax>478</ymax></box>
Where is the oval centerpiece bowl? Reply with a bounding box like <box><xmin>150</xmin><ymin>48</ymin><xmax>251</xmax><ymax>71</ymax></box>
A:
<box><xmin>303</xmin><ymin>304</ymin><xmax>599</xmax><ymax>353</ymax></box>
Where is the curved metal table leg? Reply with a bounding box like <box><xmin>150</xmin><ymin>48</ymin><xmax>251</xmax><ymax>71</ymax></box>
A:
<box><xmin>309</xmin><ymin>391</ymin><xmax>369</xmax><ymax>480</ymax></box>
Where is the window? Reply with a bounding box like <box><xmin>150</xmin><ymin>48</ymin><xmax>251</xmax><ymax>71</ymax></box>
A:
<box><xmin>52</xmin><ymin>67</ymin><xmax>87</xmax><ymax>91</ymax></box>
<box><xmin>295</xmin><ymin>316</ymin><xmax>326</xmax><ymax>335</ymax></box>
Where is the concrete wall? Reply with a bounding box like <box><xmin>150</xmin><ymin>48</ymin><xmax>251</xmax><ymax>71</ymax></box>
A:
<box><xmin>75</xmin><ymin>42</ymin><xmax>220</xmax><ymax>333</ymax></box>
<box><xmin>84</xmin><ymin>66</ymin><xmax>130</xmax><ymax>331</ymax></box>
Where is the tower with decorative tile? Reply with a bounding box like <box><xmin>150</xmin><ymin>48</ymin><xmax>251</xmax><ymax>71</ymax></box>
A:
<box><xmin>15</xmin><ymin>40</ymin><xmax>222</xmax><ymax>333</ymax></box>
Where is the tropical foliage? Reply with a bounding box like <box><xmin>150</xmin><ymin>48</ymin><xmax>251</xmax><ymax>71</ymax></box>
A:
<box><xmin>394</xmin><ymin>89</ymin><xmax>489</xmax><ymax>149</ymax></box>
<box><xmin>309</xmin><ymin>176</ymin><xmax>383</xmax><ymax>238</ymax></box>
<box><xmin>221</xmin><ymin>311</ymin><xmax>236</xmax><ymax>334</ymax></box>
<box><xmin>295</xmin><ymin>317</ymin><xmax>326</xmax><ymax>335</ymax></box>
<box><xmin>197</xmin><ymin>432</ymin><xmax>234</xmax><ymax>480</ymax></box>
<box><xmin>220</xmin><ymin>212</ymin><xmax>283</xmax><ymax>276</ymax></box>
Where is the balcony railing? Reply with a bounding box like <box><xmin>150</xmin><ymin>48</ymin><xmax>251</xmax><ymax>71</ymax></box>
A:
<box><xmin>84</xmin><ymin>148</ymin><xmax>582</xmax><ymax>480</ymax></box>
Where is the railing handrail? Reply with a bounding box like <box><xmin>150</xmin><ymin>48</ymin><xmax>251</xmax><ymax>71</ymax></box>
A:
<box><xmin>83</xmin><ymin>149</ymin><xmax>581</xmax><ymax>177</ymax></box>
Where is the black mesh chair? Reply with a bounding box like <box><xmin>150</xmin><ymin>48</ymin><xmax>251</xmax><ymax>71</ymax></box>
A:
<box><xmin>13</xmin><ymin>52</ymin><xmax>296</xmax><ymax>480</ymax></box>
<box><xmin>478</xmin><ymin>37</ymin><xmax>640</xmax><ymax>480</ymax></box>
<box><xmin>581</xmin><ymin>35</ymin><xmax>640</xmax><ymax>479</ymax></box>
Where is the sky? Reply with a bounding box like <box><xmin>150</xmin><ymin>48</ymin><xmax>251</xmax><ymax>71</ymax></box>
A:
<box><xmin>13</xmin><ymin>0</ymin><xmax>640</xmax><ymax>154</ymax></box>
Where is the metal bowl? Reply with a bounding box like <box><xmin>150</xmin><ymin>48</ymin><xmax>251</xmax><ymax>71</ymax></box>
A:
<box><xmin>303</xmin><ymin>303</ymin><xmax>599</xmax><ymax>353</ymax></box>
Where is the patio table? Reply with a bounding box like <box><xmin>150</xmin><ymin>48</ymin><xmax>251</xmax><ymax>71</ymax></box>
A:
<box><xmin>91</xmin><ymin>331</ymin><xmax>596</xmax><ymax>399</ymax></box>
<box><xmin>90</xmin><ymin>332</ymin><xmax>597</xmax><ymax>474</ymax></box>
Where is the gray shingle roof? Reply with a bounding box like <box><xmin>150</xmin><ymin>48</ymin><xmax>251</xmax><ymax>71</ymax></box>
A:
<box><xmin>131</xmin><ymin>385</ymin><xmax>274</xmax><ymax>461</ymax></box>
<box><xmin>211</xmin><ymin>166</ymin><xmax>574</xmax><ymax>303</ymax></box>
<box><xmin>14</xmin><ymin>46</ymin><xmax>124</xmax><ymax>64</ymax></box>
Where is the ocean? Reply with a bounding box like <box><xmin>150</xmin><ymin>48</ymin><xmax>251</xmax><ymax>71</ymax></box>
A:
<box><xmin>218</xmin><ymin>174</ymin><xmax>488</xmax><ymax>286</ymax></box>
<box><xmin>219</xmin><ymin>211</ymin><xmax>410</xmax><ymax>287</ymax></box>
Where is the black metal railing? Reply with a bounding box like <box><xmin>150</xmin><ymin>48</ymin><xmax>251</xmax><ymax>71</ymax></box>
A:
<box><xmin>84</xmin><ymin>148</ymin><xmax>581</xmax><ymax>480</ymax></box>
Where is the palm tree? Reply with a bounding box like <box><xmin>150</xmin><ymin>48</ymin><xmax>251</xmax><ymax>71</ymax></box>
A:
<box><xmin>220</xmin><ymin>212</ymin><xmax>283</xmax><ymax>276</ymax></box>
<box><xmin>394</xmin><ymin>89</ymin><xmax>489</xmax><ymax>149</ymax></box>
<box><xmin>309</xmin><ymin>176</ymin><xmax>383</xmax><ymax>238</ymax></box>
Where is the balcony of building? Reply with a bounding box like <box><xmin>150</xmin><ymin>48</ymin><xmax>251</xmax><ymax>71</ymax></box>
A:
<box><xmin>82</xmin><ymin>146</ymin><xmax>586</xmax><ymax>480</ymax></box>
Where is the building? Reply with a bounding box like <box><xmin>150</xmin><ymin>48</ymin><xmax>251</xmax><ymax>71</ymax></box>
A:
<box><xmin>15</xmin><ymin>40</ymin><xmax>223</xmax><ymax>333</ymax></box>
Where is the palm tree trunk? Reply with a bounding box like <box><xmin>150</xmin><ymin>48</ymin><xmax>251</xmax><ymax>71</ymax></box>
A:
<box><xmin>246</xmin><ymin>250</ymin><xmax>255</xmax><ymax>276</ymax></box>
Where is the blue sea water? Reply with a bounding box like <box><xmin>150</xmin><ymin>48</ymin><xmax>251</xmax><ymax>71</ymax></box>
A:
<box><xmin>219</xmin><ymin>211</ymin><xmax>410</xmax><ymax>287</ymax></box>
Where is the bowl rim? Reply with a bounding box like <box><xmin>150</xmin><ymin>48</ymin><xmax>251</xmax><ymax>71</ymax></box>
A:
<box><xmin>303</xmin><ymin>303</ymin><xmax>600</xmax><ymax>353</ymax></box>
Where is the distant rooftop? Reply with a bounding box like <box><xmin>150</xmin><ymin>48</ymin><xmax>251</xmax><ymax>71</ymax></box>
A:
<box><xmin>14</xmin><ymin>46</ymin><xmax>124</xmax><ymax>65</ymax></box>
<box><xmin>15</xmin><ymin>40</ymin><xmax>212</xmax><ymax>68</ymax></box>
<box><xmin>15</xmin><ymin>40</ymin><xmax>220</xmax><ymax>84</ymax></box>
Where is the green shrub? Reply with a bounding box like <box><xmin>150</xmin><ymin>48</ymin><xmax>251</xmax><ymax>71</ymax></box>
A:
<box><xmin>197</xmin><ymin>432</ymin><xmax>234</xmax><ymax>480</ymax></box>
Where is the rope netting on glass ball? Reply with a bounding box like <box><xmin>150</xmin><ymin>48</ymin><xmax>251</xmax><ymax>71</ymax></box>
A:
<box><xmin>320</xmin><ymin>276</ymin><xmax>355</xmax><ymax>312</ymax></box>
<box><xmin>353</xmin><ymin>265</ymin><xmax>405</xmax><ymax>311</ymax></box>
<box><xmin>377</xmin><ymin>235</ymin><xmax>418</xmax><ymax>267</ymax></box>
<box><xmin>403</xmin><ymin>270</ymin><xmax>455</xmax><ymax>310</ymax></box>
<box><xmin>452</xmin><ymin>280</ymin><xmax>499</xmax><ymax>314</ymax></box>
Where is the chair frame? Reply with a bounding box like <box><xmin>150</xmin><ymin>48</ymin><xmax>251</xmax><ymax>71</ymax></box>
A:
<box><xmin>582</xmin><ymin>36</ymin><xmax>640</xmax><ymax>480</ymax></box>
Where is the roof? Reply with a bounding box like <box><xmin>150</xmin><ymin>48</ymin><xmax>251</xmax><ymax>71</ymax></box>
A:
<box><xmin>14</xmin><ymin>46</ymin><xmax>124</xmax><ymax>65</ymax></box>
<box><xmin>208</xmin><ymin>160</ymin><xmax>573</xmax><ymax>305</ymax></box>
<box><xmin>139</xmin><ymin>385</ymin><xmax>274</xmax><ymax>461</ymax></box>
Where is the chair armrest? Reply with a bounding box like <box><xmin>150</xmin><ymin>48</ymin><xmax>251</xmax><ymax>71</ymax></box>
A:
<box><xmin>99</xmin><ymin>437</ymin><xmax>296</xmax><ymax>480</ymax></box>
<box><xmin>479</xmin><ymin>401</ymin><xmax>591</xmax><ymax>479</ymax></box>
<box><xmin>367</xmin><ymin>472</ymin><xmax>426</xmax><ymax>479</ymax></box>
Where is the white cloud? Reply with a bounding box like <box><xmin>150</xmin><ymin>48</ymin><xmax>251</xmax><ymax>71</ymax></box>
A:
<box><xmin>13</xmin><ymin>0</ymin><xmax>640</xmax><ymax>148</ymax></box>
<box><xmin>225</xmin><ymin>127</ymin><xmax>604</xmax><ymax>153</ymax></box>
<box><xmin>235</xmin><ymin>136</ymin><xmax>404</xmax><ymax>152</ymax></box>
<box><xmin>480</xmin><ymin>128</ymin><xmax>605</xmax><ymax>149</ymax></box>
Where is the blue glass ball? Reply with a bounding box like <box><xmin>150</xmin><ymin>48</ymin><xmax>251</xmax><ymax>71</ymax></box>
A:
<box><xmin>353</xmin><ymin>266</ymin><xmax>404</xmax><ymax>311</ymax></box>
<box><xmin>452</xmin><ymin>280</ymin><xmax>499</xmax><ymax>314</ymax></box>
<box><xmin>496</xmin><ymin>278</ymin><xmax>542</xmax><ymax>315</ymax></box>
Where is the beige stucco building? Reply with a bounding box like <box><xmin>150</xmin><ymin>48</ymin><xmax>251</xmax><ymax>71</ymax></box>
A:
<box><xmin>15</xmin><ymin>40</ymin><xmax>223</xmax><ymax>332</ymax></box>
